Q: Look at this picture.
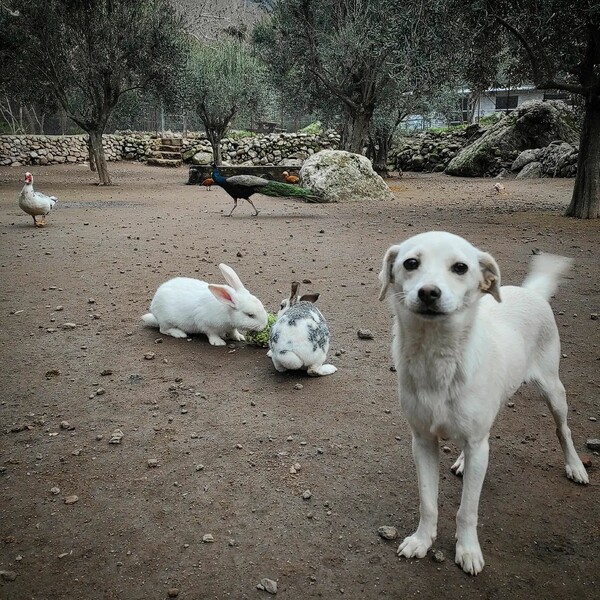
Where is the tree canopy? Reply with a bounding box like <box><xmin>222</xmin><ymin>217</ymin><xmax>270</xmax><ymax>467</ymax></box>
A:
<box><xmin>184</xmin><ymin>39</ymin><xmax>267</xmax><ymax>164</ymax></box>
<box><xmin>2</xmin><ymin>0</ymin><xmax>187</xmax><ymax>184</ymax></box>
<box><xmin>458</xmin><ymin>0</ymin><xmax>600</xmax><ymax>218</ymax></box>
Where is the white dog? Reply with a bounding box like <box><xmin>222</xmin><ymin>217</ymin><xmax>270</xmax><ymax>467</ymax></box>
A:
<box><xmin>379</xmin><ymin>231</ymin><xmax>588</xmax><ymax>576</ymax></box>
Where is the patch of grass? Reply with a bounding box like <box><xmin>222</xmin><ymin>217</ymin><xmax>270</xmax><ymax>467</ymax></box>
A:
<box><xmin>299</xmin><ymin>121</ymin><xmax>323</xmax><ymax>135</ymax></box>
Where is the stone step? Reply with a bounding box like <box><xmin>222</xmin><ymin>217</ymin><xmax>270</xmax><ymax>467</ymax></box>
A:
<box><xmin>148</xmin><ymin>150</ymin><xmax>182</xmax><ymax>160</ymax></box>
<box><xmin>147</xmin><ymin>157</ymin><xmax>182</xmax><ymax>168</ymax></box>
<box><xmin>158</xmin><ymin>144</ymin><xmax>183</xmax><ymax>153</ymax></box>
<box><xmin>161</xmin><ymin>138</ymin><xmax>183</xmax><ymax>147</ymax></box>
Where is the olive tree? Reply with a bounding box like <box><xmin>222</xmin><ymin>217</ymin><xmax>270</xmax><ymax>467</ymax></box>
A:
<box><xmin>254</xmin><ymin>0</ymin><xmax>467</xmax><ymax>157</ymax></box>
<box><xmin>2</xmin><ymin>0</ymin><xmax>187</xmax><ymax>185</ymax></box>
<box><xmin>460</xmin><ymin>1</ymin><xmax>600</xmax><ymax>218</ymax></box>
<box><xmin>185</xmin><ymin>40</ymin><xmax>267</xmax><ymax>165</ymax></box>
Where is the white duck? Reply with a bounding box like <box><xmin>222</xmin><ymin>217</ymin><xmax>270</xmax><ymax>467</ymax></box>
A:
<box><xmin>18</xmin><ymin>172</ymin><xmax>58</xmax><ymax>227</ymax></box>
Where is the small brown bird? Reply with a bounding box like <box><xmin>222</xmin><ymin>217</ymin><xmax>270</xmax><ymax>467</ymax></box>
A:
<box><xmin>201</xmin><ymin>177</ymin><xmax>214</xmax><ymax>191</ymax></box>
<box><xmin>282</xmin><ymin>171</ymin><xmax>300</xmax><ymax>185</ymax></box>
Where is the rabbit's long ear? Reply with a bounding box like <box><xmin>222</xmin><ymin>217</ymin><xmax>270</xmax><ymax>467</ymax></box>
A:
<box><xmin>219</xmin><ymin>263</ymin><xmax>245</xmax><ymax>290</ymax></box>
<box><xmin>300</xmin><ymin>293</ymin><xmax>320</xmax><ymax>303</ymax></box>
<box><xmin>208</xmin><ymin>284</ymin><xmax>237</xmax><ymax>308</ymax></box>
<box><xmin>289</xmin><ymin>281</ymin><xmax>300</xmax><ymax>305</ymax></box>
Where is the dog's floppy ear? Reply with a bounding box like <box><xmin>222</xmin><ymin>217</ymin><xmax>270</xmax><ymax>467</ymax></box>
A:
<box><xmin>479</xmin><ymin>251</ymin><xmax>501</xmax><ymax>302</ymax></box>
<box><xmin>379</xmin><ymin>245</ymin><xmax>401</xmax><ymax>301</ymax></box>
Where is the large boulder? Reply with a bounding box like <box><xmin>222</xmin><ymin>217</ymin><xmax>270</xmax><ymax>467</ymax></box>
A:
<box><xmin>516</xmin><ymin>161</ymin><xmax>543</xmax><ymax>179</ymax></box>
<box><xmin>191</xmin><ymin>151</ymin><xmax>214</xmax><ymax>165</ymax></box>
<box><xmin>446</xmin><ymin>100</ymin><xmax>580</xmax><ymax>177</ymax></box>
<box><xmin>300</xmin><ymin>150</ymin><xmax>393</xmax><ymax>202</ymax></box>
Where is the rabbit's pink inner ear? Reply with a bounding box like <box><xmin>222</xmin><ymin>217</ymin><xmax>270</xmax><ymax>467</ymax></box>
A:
<box><xmin>208</xmin><ymin>284</ymin><xmax>236</xmax><ymax>308</ymax></box>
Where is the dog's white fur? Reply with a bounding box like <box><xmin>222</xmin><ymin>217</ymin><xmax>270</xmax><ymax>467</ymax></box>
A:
<box><xmin>379</xmin><ymin>231</ymin><xmax>588</xmax><ymax>576</ymax></box>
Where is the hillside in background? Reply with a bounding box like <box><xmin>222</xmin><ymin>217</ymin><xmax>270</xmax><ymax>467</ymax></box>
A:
<box><xmin>173</xmin><ymin>0</ymin><xmax>266</xmax><ymax>41</ymax></box>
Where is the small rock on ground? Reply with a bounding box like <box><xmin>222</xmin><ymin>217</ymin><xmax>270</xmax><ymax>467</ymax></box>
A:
<box><xmin>377</xmin><ymin>526</ymin><xmax>398</xmax><ymax>540</ymax></box>
<box><xmin>357</xmin><ymin>329</ymin><xmax>374</xmax><ymax>339</ymax></box>
<box><xmin>586</xmin><ymin>439</ymin><xmax>600</xmax><ymax>451</ymax></box>
<box><xmin>257</xmin><ymin>578</ymin><xmax>277</xmax><ymax>594</ymax></box>
<box><xmin>109</xmin><ymin>429</ymin><xmax>124</xmax><ymax>444</ymax></box>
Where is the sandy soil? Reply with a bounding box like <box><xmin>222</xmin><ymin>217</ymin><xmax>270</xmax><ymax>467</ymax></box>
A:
<box><xmin>0</xmin><ymin>163</ymin><xmax>598</xmax><ymax>600</ymax></box>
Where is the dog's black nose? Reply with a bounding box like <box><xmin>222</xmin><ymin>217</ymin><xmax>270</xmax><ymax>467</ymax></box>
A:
<box><xmin>418</xmin><ymin>285</ymin><xmax>442</xmax><ymax>305</ymax></box>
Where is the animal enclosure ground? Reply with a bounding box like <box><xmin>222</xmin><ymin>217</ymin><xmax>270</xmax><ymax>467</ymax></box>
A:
<box><xmin>0</xmin><ymin>163</ymin><xmax>598</xmax><ymax>600</ymax></box>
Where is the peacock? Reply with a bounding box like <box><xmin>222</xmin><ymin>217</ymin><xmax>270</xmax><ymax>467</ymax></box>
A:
<box><xmin>211</xmin><ymin>165</ymin><xmax>323</xmax><ymax>216</ymax></box>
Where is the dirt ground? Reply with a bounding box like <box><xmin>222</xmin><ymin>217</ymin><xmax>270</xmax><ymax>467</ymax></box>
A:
<box><xmin>0</xmin><ymin>162</ymin><xmax>598</xmax><ymax>600</ymax></box>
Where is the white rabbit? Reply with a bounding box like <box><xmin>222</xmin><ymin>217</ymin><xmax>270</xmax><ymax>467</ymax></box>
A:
<box><xmin>142</xmin><ymin>263</ymin><xmax>268</xmax><ymax>346</ymax></box>
<box><xmin>268</xmin><ymin>281</ymin><xmax>337</xmax><ymax>376</ymax></box>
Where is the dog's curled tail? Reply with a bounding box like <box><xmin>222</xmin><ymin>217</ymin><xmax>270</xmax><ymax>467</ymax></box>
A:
<box><xmin>522</xmin><ymin>253</ymin><xmax>572</xmax><ymax>301</ymax></box>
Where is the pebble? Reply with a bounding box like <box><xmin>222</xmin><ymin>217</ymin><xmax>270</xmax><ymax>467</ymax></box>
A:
<box><xmin>0</xmin><ymin>570</ymin><xmax>17</xmax><ymax>582</ymax></box>
<box><xmin>289</xmin><ymin>463</ymin><xmax>301</xmax><ymax>474</ymax></box>
<box><xmin>144</xmin><ymin>352</ymin><xmax>156</xmax><ymax>360</ymax></box>
<box><xmin>147</xmin><ymin>459</ymin><xmax>159</xmax><ymax>468</ymax></box>
<box><xmin>96</xmin><ymin>388</ymin><xmax>106</xmax><ymax>396</ymax></box>
<box><xmin>51</xmin><ymin>486</ymin><xmax>61</xmax><ymax>495</ymax></box>
<box><xmin>195</xmin><ymin>464</ymin><xmax>204</xmax><ymax>471</ymax></box>
<box><xmin>357</xmin><ymin>329</ymin><xmax>374</xmax><ymax>339</ymax></box>
<box><xmin>202</xmin><ymin>534</ymin><xmax>215</xmax><ymax>543</ymax></box>
<box><xmin>377</xmin><ymin>526</ymin><xmax>398</xmax><ymax>540</ymax></box>
<box><xmin>62</xmin><ymin>323</ymin><xmax>77</xmax><ymax>330</ymax></box>
<box><xmin>257</xmin><ymin>578</ymin><xmax>277</xmax><ymax>594</ymax></box>
<box><xmin>432</xmin><ymin>550</ymin><xmax>445</xmax><ymax>563</ymax></box>
<box><xmin>591</xmin><ymin>313</ymin><xmax>598</xmax><ymax>320</ymax></box>
<box><xmin>109</xmin><ymin>429</ymin><xmax>124</xmax><ymax>444</ymax></box>
<box><xmin>167</xmin><ymin>588</ymin><xmax>180</xmax><ymax>598</ymax></box>
<box><xmin>580</xmin><ymin>455</ymin><xmax>593</xmax><ymax>468</ymax></box>
<box><xmin>100</xmin><ymin>369</ymin><xmax>113</xmax><ymax>376</ymax></box>
<box><xmin>302</xmin><ymin>489</ymin><xmax>312</xmax><ymax>500</ymax></box>
<box><xmin>60</xmin><ymin>421</ymin><xmax>70</xmax><ymax>430</ymax></box>
<box><xmin>293</xmin><ymin>383</ymin><xmax>303</xmax><ymax>390</ymax></box>
<box><xmin>64</xmin><ymin>495</ymin><xmax>79</xmax><ymax>504</ymax></box>
<box><xmin>586</xmin><ymin>439</ymin><xmax>600</xmax><ymax>451</ymax></box>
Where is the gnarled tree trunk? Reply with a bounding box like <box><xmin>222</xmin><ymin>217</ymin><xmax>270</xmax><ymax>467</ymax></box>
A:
<box><xmin>367</xmin><ymin>133</ymin><xmax>392</xmax><ymax>176</ymax></box>
<box><xmin>88</xmin><ymin>129</ymin><xmax>111</xmax><ymax>185</ymax></box>
<box><xmin>341</xmin><ymin>107</ymin><xmax>373</xmax><ymax>154</ymax></box>
<box><xmin>206</xmin><ymin>129</ymin><xmax>224</xmax><ymax>165</ymax></box>
<box><xmin>565</xmin><ymin>94</ymin><xmax>600</xmax><ymax>218</ymax></box>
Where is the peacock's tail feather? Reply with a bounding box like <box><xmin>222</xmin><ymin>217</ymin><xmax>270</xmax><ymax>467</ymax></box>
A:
<box><xmin>261</xmin><ymin>181</ymin><xmax>324</xmax><ymax>203</ymax></box>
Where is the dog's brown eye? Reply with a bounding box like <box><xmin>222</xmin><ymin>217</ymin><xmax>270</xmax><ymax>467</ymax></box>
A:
<box><xmin>452</xmin><ymin>262</ymin><xmax>468</xmax><ymax>275</ymax></box>
<box><xmin>403</xmin><ymin>258</ymin><xmax>419</xmax><ymax>271</ymax></box>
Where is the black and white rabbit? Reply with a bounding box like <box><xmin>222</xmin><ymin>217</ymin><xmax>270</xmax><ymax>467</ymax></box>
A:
<box><xmin>142</xmin><ymin>263</ymin><xmax>268</xmax><ymax>345</ymax></box>
<box><xmin>268</xmin><ymin>281</ymin><xmax>336</xmax><ymax>376</ymax></box>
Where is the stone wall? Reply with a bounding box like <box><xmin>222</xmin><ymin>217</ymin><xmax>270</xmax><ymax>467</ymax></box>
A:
<box><xmin>390</xmin><ymin>124</ymin><xmax>579</xmax><ymax>178</ymax></box>
<box><xmin>0</xmin><ymin>131</ymin><xmax>340</xmax><ymax>167</ymax></box>
<box><xmin>390</xmin><ymin>130</ymin><xmax>471</xmax><ymax>173</ymax></box>
<box><xmin>184</xmin><ymin>131</ymin><xmax>340</xmax><ymax>167</ymax></box>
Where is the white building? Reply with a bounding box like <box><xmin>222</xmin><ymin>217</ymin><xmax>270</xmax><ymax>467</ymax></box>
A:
<box><xmin>401</xmin><ymin>85</ymin><xmax>572</xmax><ymax>131</ymax></box>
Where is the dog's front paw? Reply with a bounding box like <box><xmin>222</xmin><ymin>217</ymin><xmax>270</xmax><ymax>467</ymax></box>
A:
<box><xmin>455</xmin><ymin>542</ymin><xmax>485</xmax><ymax>575</ymax></box>
<box><xmin>397</xmin><ymin>534</ymin><xmax>433</xmax><ymax>559</ymax></box>
<box><xmin>566</xmin><ymin>461</ymin><xmax>589</xmax><ymax>485</ymax></box>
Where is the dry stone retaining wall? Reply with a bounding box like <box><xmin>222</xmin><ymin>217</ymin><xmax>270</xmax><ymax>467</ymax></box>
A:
<box><xmin>0</xmin><ymin>131</ymin><xmax>340</xmax><ymax>168</ymax></box>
